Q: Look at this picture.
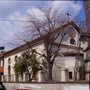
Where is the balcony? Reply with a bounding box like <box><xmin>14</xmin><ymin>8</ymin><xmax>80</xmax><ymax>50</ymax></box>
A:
<box><xmin>0</xmin><ymin>67</ymin><xmax>4</xmax><ymax>73</ymax></box>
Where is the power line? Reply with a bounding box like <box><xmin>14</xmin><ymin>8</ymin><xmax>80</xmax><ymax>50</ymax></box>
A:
<box><xmin>0</xmin><ymin>18</ymin><xmax>29</xmax><ymax>22</ymax></box>
<box><xmin>0</xmin><ymin>38</ymin><xmax>20</xmax><ymax>47</ymax></box>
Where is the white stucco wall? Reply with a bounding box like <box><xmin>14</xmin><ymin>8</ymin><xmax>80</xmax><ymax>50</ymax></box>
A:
<box><xmin>3</xmin><ymin>24</ymin><xmax>83</xmax><ymax>82</ymax></box>
<box><xmin>3</xmin><ymin>45</ymin><xmax>82</xmax><ymax>82</ymax></box>
<box><xmin>4</xmin><ymin>53</ymin><xmax>22</xmax><ymax>75</ymax></box>
<box><xmin>81</xmin><ymin>41</ymin><xmax>88</xmax><ymax>50</ymax></box>
<box><xmin>64</xmin><ymin>57</ymin><xmax>76</xmax><ymax>69</ymax></box>
<box><xmin>52</xmin><ymin>56</ymin><xmax>64</xmax><ymax>81</ymax></box>
<box><xmin>62</xmin><ymin>25</ymin><xmax>80</xmax><ymax>47</ymax></box>
<box><xmin>64</xmin><ymin>57</ymin><xmax>78</xmax><ymax>80</ymax></box>
<box><xmin>3</xmin><ymin>83</ymin><xmax>89</xmax><ymax>90</ymax></box>
<box><xmin>4</xmin><ymin>44</ymin><xmax>45</xmax><ymax>75</ymax></box>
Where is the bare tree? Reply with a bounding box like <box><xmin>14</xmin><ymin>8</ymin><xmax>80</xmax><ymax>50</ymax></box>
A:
<box><xmin>17</xmin><ymin>5</ymin><xmax>71</xmax><ymax>81</ymax></box>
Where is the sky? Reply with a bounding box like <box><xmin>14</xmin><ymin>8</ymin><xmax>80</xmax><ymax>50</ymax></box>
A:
<box><xmin>0</xmin><ymin>0</ymin><xmax>85</xmax><ymax>51</ymax></box>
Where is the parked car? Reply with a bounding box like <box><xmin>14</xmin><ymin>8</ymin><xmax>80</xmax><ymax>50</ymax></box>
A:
<box><xmin>0</xmin><ymin>82</ymin><xmax>6</xmax><ymax>90</ymax></box>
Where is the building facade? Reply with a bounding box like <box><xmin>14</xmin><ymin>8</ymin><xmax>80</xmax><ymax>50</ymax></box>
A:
<box><xmin>0</xmin><ymin>21</ymin><xmax>84</xmax><ymax>82</ymax></box>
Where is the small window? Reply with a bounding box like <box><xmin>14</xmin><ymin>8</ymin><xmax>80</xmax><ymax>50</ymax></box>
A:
<box><xmin>69</xmin><ymin>72</ymin><xmax>72</xmax><ymax>79</ymax></box>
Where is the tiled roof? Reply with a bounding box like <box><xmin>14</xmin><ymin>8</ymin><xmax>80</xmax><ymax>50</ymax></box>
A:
<box><xmin>62</xmin><ymin>52</ymin><xmax>84</xmax><ymax>56</ymax></box>
<box><xmin>3</xmin><ymin>21</ymin><xmax>81</xmax><ymax>58</ymax></box>
<box><xmin>81</xmin><ymin>32</ymin><xmax>90</xmax><ymax>38</ymax></box>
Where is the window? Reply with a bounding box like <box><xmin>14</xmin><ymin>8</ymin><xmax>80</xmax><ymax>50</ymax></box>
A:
<box><xmin>69</xmin><ymin>72</ymin><xmax>72</xmax><ymax>79</ymax></box>
<box><xmin>8</xmin><ymin>65</ymin><xmax>11</xmax><ymax>81</ymax></box>
<box><xmin>15</xmin><ymin>55</ymin><xmax>18</xmax><ymax>59</ymax></box>
<box><xmin>68</xmin><ymin>27</ymin><xmax>76</xmax><ymax>38</ymax></box>
<box><xmin>15</xmin><ymin>55</ymin><xmax>18</xmax><ymax>62</ymax></box>
<box><xmin>8</xmin><ymin>65</ymin><xmax>11</xmax><ymax>75</ymax></box>
<box><xmin>8</xmin><ymin>58</ymin><xmax>11</xmax><ymax>65</ymax></box>
<box><xmin>0</xmin><ymin>60</ymin><xmax>3</xmax><ymax>66</ymax></box>
<box><xmin>70</xmin><ymin>38</ymin><xmax>76</xmax><ymax>45</ymax></box>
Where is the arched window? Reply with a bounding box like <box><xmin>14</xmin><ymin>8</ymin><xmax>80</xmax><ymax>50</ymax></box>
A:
<box><xmin>8</xmin><ymin>58</ymin><xmax>11</xmax><ymax>65</ymax></box>
<box><xmin>70</xmin><ymin>38</ymin><xmax>76</xmax><ymax>45</ymax></box>
<box><xmin>14</xmin><ymin>55</ymin><xmax>18</xmax><ymax>62</ymax></box>
<box><xmin>8</xmin><ymin>65</ymin><xmax>11</xmax><ymax>75</ymax></box>
<box><xmin>8</xmin><ymin>65</ymin><xmax>11</xmax><ymax>81</ymax></box>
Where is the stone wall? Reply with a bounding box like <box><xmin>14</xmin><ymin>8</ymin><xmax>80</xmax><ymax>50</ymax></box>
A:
<box><xmin>3</xmin><ymin>82</ymin><xmax>89</xmax><ymax>90</ymax></box>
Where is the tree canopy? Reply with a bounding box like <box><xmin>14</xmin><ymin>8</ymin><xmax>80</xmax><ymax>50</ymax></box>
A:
<box><xmin>13</xmin><ymin>50</ymin><xmax>44</xmax><ymax>81</ymax></box>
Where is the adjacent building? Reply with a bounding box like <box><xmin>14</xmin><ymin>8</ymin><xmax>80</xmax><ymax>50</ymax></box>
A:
<box><xmin>82</xmin><ymin>0</ymin><xmax>90</xmax><ymax>81</ymax></box>
<box><xmin>0</xmin><ymin>52</ymin><xmax>4</xmax><ymax>81</ymax></box>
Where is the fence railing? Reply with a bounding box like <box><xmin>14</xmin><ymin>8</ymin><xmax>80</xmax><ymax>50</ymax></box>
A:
<box><xmin>2</xmin><ymin>73</ymin><xmax>38</xmax><ymax>82</ymax></box>
<box><xmin>2</xmin><ymin>73</ymin><xmax>89</xmax><ymax>83</ymax></box>
<box><xmin>2</xmin><ymin>71</ymin><xmax>48</xmax><ymax>82</ymax></box>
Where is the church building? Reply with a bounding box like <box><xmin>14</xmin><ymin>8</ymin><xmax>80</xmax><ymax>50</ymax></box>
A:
<box><xmin>0</xmin><ymin>21</ymin><xmax>85</xmax><ymax>82</ymax></box>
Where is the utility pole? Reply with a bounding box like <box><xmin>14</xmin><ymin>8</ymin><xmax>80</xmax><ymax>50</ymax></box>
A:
<box><xmin>0</xmin><ymin>46</ymin><xmax>5</xmax><ymax>82</ymax></box>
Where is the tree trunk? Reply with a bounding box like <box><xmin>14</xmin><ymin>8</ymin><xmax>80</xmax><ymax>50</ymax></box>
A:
<box><xmin>48</xmin><ymin>63</ymin><xmax>53</xmax><ymax>81</ymax></box>
<box><xmin>74</xmin><ymin>70</ymin><xmax>78</xmax><ymax>81</ymax></box>
<box><xmin>32</xmin><ymin>71</ymin><xmax>37</xmax><ymax>81</ymax></box>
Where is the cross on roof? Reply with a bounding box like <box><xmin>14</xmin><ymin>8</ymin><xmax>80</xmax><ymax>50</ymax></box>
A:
<box><xmin>65</xmin><ymin>11</ymin><xmax>71</xmax><ymax>22</ymax></box>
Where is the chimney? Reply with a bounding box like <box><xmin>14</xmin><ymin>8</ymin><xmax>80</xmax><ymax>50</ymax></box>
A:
<box><xmin>84</xmin><ymin>0</ymin><xmax>90</xmax><ymax>32</ymax></box>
